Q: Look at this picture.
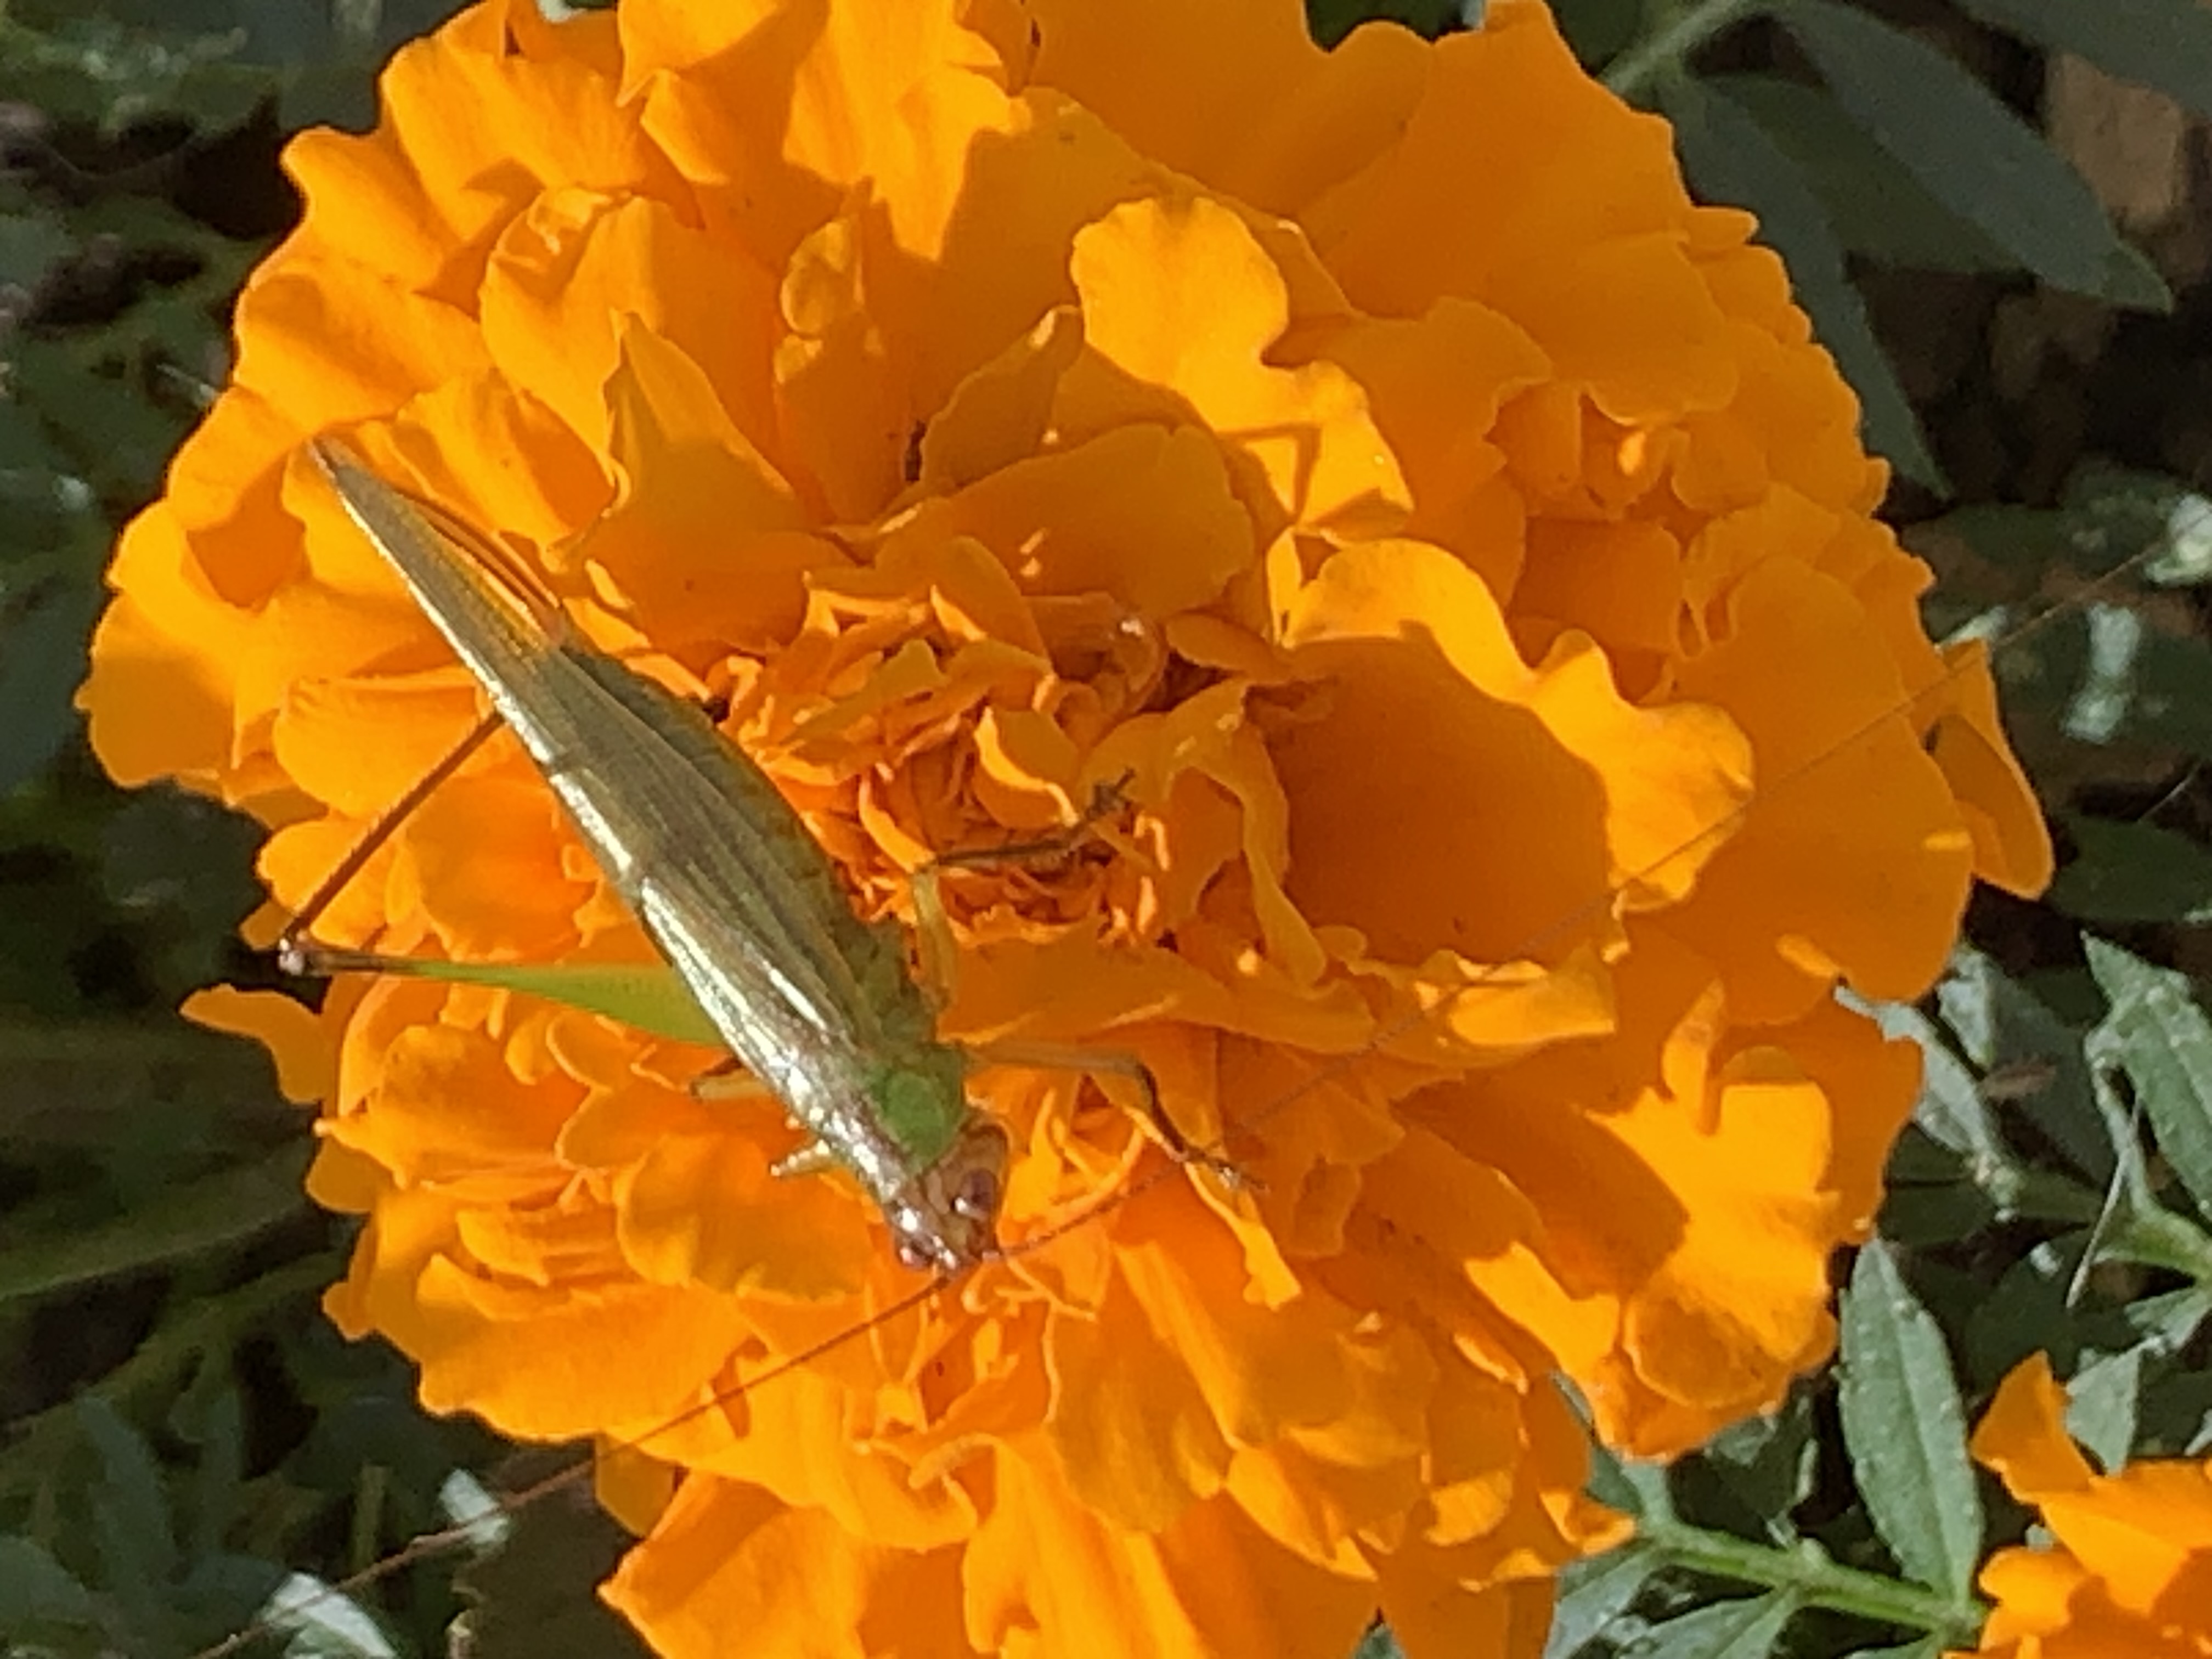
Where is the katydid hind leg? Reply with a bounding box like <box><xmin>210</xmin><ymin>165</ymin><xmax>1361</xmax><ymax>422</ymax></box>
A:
<box><xmin>906</xmin><ymin>769</ymin><xmax>1140</xmax><ymax>1013</ymax></box>
<box><xmin>928</xmin><ymin>769</ymin><xmax>1138</xmax><ymax>872</ymax></box>
<box><xmin>968</xmin><ymin>1036</ymin><xmax>1249</xmax><ymax>1188</ymax></box>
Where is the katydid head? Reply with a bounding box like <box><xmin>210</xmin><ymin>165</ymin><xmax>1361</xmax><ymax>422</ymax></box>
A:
<box><xmin>888</xmin><ymin>1117</ymin><xmax>1012</xmax><ymax>1273</ymax></box>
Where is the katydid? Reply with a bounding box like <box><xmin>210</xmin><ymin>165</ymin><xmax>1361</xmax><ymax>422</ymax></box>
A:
<box><xmin>292</xmin><ymin>436</ymin><xmax>1194</xmax><ymax>1273</ymax></box>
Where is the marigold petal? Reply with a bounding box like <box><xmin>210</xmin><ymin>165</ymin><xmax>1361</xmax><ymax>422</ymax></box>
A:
<box><xmin>269</xmin><ymin>670</ymin><xmax>482</xmax><ymax>819</ymax></box>
<box><xmin>1046</xmin><ymin>1277</ymin><xmax>1232</xmax><ymax>1531</ymax></box>
<box><xmin>83</xmin><ymin>507</ymin><xmax>256</xmax><ymax>787</ymax></box>
<box><xmin>1279</xmin><ymin>540</ymin><xmax>1751</xmax><ymax>965</ymax></box>
<box><xmin>324</xmin><ymin>1020</ymin><xmax>581</xmax><ymax>1185</ymax></box>
<box><xmin>1374</xmin><ymin>1553</ymin><xmax>1551</xmax><ymax>1659</ymax></box>
<box><xmin>968</xmin><ymin>1444</ymin><xmax>1377</xmax><ymax>1659</ymax></box>
<box><xmin>286</xmin><ymin>0</ymin><xmax>670</xmax><ymax>310</ymax></box>
<box><xmin>232</xmin><ymin>256</ymin><xmax>492</xmax><ymax>443</ymax></box>
<box><xmin>605</xmin><ymin>1479</ymin><xmax>876</xmax><ymax>1659</ymax></box>
<box><xmin>1324</xmin><ymin>301</ymin><xmax>1549</xmax><ymax>598</ymax></box>
<box><xmin>667</xmin><ymin>1364</ymin><xmax>978</xmax><ymax>1555</ymax></box>
<box><xmin>890</xmin><ymin>423</ymin><xmax>1254</xmax><ymax>616</ymax></box>
<box><xmin>401</xmin><ymin>773</ymin><xmax>595</xmax><ymax>961</ymax></box>
<box><xmin>1925</xmin><ymin>639</ymin><xmax>2055</xmax><ymax>896</ymax></box>
<box><xmin>1972</xmin><ymin>1354</ymin><xmax>2098</xmax><ymax>1501</ymax></box>
<box><xmin>1669</xmin><ymin>556</ymin><xmax>1978</xmax><ymax>1017</ymax></box>
<box><xmin>1318</xmin><ymin>3</ymin><xmax>1694</xmax><ymax>327</ymax></box>
<box><xmin>617</xmin><ymin>1129</ymin><xmax>875</xmax><ymax>1299</ymax></box>
<box><xmin>1025</xmin><ymin>0</ymin><xmax>1430</xmax><ymax>216</ymax></box>
<box><xmin>1062</xmin><ymin>195</ymin><xmax>1409</xmax><ymax>535</ymax></box>
<box><xmin>411</xmin><ymin>1257</ymin><xmax>754</xmax><ymax>1436</ymax></box>
<box><xmin>1613</xmin><ymin>1059</ymin><xmax>1838</xmax><ymax>1421</ymax></box>
<box><xmin>2041</xmin><ymin>1463</ymin><xmax>2212</xmax><ymax>1612</ymax></box>
<box><xmin>583</xmin><ymin>319</ymin><xmax>829</xmax><ymax>649</ymax></box>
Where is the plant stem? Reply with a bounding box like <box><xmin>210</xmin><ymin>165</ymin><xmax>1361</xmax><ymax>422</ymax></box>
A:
<box><xmin>1641</xmin><ymin>1518</ymin><xmax>1985</xmax><ymax>1645</ymax></box>
<box><xmin>1604</xmin><ymin>0</ymin><xmax>1775</xmax><ymax>102</ymax></box>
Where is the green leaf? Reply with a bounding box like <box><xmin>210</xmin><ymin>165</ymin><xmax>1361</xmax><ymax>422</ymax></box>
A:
<box><xmin>1549</xmin><ymin>0</ymin><xmax>1643</xmax><ymax>70</ymax></box>
<box><xmin>0</xmin><ymin>211</ymin><xmax>73</xmax><ymax>290</ymax></box>
<box><xmin>1962</xmin><ymin>1235</ymin><xmax>2092</xmax><ymax>1386</ymax></box>
<box><xmin>182</xmin><ymin>1387</ymin><xmax>247</xmax><ymax>1564</ymax></box>
<box><xmin>1707</xmin><ymin>75</ymin><xmax>2012</xmax><ymax>274</ymax></box>
<box><xmin>2064</xmin><ymin>1346</ymin><xmax>2141</xmax><ymax>1471</ymax></box>
<box><xmin>1880</xmin><ymin>1000</ymin><xmax>2001</xmax><ymax>1161</ymax></box>
<box><xmin>1954</xmin><ymin>0</ymin><xmax>2212</xmax><ymax>121</ymax></box>
<box><xmin>1624</xmin><ymin>1592</ymin><xmax>1797</xmax><ymax>1659</ymax></box>
<box><xmin>1917</xmin><ymin>467</ymin><xmax>2212</xmax><ymax>587</ymax></box>
<box><xmin>2084</xmin><ymin>938</ymin><xmax>2212</xmax><ymax>1218</ymax></box>
<box><xmin>79</xmin><ymin>1396</ymin><xmax>182</xmax><ymax>1607</ymax></box>
<box><xmin>1543</xmin><ymin>1542</ymin><xmax>1660</xmax><ymax>1658</ymax></box>
<box><xmin>1356</xmin><ymin>1624</ymin><xmax>1409</xmax><ymax>1659</ymax></box>
<box><xmin>1837</xmin><ymin>1243</ymin><xmax>1982</xmax><ymax>1599</ymax></box>
<box><xmin>2126</xmin><ymin>1284</ymin><xmax>2212</xmax><ymax>1350</ymax></box>
<box><xmin>2051</xmin><ymin>816</ymin><xmax>2212</xmax><ymax>924</ymax></box>
<box><xmin>8</xmin><ymin>340</ymin><xmax>189</xmax><ymax>500</ymax></box>
<box><xmin>1662</xmin><ymin>74</ymin><xmax>1939</xmax><ymax>486</ymax></box>
<box><xmin>0</xmin><ymin>1143</ymin><xmax>310</xmax><ymax>1306</ymax></box>
<box><xmin>1696</xmin><ymin>1391</ymin><xmax>1817</xmax><ymax>1532</ymax></box>
<box><xmin>0</xmin><ymin>563</ymin><xmax>100</xmax><ymax>795</ymax></box>
<box><xmin>1778</xmin><ymin>0</ymin><xmax>2159</xmax><ymax>304</ymax></box>
<box><xmin>1938</xmin><ymin>951</ymin><xmax>2114</xmax><ymax>1184</ymax></box>
<box><xmin>0</xmin><ymin>1536</ymin><xmax>102</xmax><ymax>1634</ymax></box>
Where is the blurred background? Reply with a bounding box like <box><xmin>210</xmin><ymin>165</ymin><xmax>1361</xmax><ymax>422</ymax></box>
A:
<box><xmin>7</xmin><ymin>2</ymin><xmax>2212</xmax><ymax>1656</ymax></box>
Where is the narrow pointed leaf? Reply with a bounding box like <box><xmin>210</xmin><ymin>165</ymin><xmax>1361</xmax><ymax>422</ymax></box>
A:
<box><xmin>1779</xmin><ymin>0</ymin><xmax>2153</xmax><ymax>302</ymax></box>
<box><xmin>1939</xmin><ymin>949</ymin><xmax>2111</xmax><ymax>1183</ymax></box>
<box><xmin>1708</xmin><ymin>74</ymin><xmax>2010</xmax><ymax>274</ymax></box>
<box><xmin>1627</xmin><ymin>1592</ymin><xmax>1797</xmax><ymax>1659</ymax></box>
<box><xmin>1544</xmin><ymin>1542</ymin><xmax>1661</xmax><ymax>1658</ymax></box>
<box><xmin>1954</xmin><ymin>0</ymin><xmax>2212</xmax><ymax>121</ymax></box>
<box><xmin>1662</xmin><ymin>73</ymin><xmax>1938</xmax><ymax>484</ymax></box>
<box><xmin>1838</xmin><ymin>1243</ymin><xmax>1981</xmax><ymax>1599</ymax></box>
<box><xmin>2084</xmin><ymin>938</ymin><xmax>2212</xmax><ymax>1218</ymax></box>
<box><xmin>2051</xmin><ymin>816</ymin><xmax>2212</xmax><ymax>925</ymax></box>
<box><xmin>0</xmin><ymin>1144</ymin><xmax>310</xmax><ymax>1305</ymax></box>
<box><xmin>0</xmin><ymin>1537</ymin><xmax>99</xmax><ymax>1630</ymax></box>
<box><xmin>2064</xmin><ymin>1347</ymin><xmax>2141</xmax><ymax>1471</ymax></box>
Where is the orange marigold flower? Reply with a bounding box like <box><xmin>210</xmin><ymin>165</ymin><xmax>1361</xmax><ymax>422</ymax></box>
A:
<box><xmin>83</xmin><ymin>0</ymin><xmax>2050</xmax><ymax>1654</ymax></box>
<box><xmin>1955</xmin><ymin>1355</ymin><xmax>2212</xmax><ymax>1658</ymax></box>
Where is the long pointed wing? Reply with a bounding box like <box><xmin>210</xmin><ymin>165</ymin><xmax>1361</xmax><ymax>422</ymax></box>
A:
<box><xmin>307</xmin><ymin>438</ymin><xmax>919</xmax><ymax>1074</ymax></box>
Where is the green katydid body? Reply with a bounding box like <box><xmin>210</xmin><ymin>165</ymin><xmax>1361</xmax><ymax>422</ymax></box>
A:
<box><xmin>299</xmin><ymin>438</ymin><xmax>1009</xmax><ymax>1272</ymax></box>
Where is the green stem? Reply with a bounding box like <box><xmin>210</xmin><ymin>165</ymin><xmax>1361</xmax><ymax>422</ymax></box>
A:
<box><xmin>1973</xmin><ymin>1158</ymin><xmax>2104</xmax><ymax>1227</ymax></box>
<box><xmin>1603</xmin><ymin>0</ymin><xmax>1776</xmax><ymax>102</ymax></box>
<box><xmin>1973</xmin><ymin>1154</ymin><xmax>2212</xmax><ymax>1281</ymax></box>
<box><xmin>2102</xmin><ymin>1203</ymin><xmax>2212</xmax><ymax>1282</ymax></box>
<box><xmin>1641</xmin><ymin>1519</ymin><xmax>1985</xmax><ymax>1644</ymax></box>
